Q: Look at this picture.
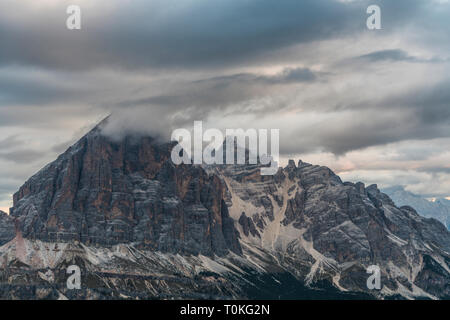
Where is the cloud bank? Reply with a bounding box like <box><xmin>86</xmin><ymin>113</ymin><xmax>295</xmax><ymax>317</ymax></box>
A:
<box><xmin>1</xmin><ymin>0</ymin><xmax>450</xmax><ymax>210</ymax></box>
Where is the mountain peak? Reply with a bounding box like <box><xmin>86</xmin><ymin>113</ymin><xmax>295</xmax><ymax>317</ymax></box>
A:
<box><xmin>9</xmin><ymin>128</ymin><xmax>241</xmax><ymax>256</ymax></box>
<box><xmin>0</xmin><ymin>122</ymin><xmax>449</xmax><ymax>299</ymax></box>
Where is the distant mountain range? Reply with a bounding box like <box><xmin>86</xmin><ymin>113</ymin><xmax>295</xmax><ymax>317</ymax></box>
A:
<box><xmin>383</xmin><ymin>186</ymin><xmax>450</xmax><ymax>230</ymax></box>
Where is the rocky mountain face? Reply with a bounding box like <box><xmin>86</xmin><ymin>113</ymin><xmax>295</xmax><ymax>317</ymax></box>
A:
<box><xmin>0</xmin><ymin>125</ymin><xmax>449</xmax><ymax>300</ymax></box>
<box><xmin>383</xmin><ymin>186</ymin><xmax>450</xmax><ymax>230</ymax></box>
<box><xmin>9</xmin><ymin>126</ymin><xmax>240</xmax><ymax>256</ymax></box>
<box><xmin>0</xmin><ymin>210</ymin><xmax>14</xmax><ymax>246</ymax></box>
<box><xmin>205</xmin><ymin>159</ymin><xmax>450</xmax><ymax>299</ymax></box>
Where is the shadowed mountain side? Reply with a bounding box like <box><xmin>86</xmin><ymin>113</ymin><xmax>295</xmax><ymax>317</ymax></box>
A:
<box><xmin>8</xmin><ymin>125</ymin><xmax>241</xmax><ymax>256</ymax></box>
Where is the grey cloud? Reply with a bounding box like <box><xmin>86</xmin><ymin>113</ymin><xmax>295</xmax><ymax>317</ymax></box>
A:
<box><xmin>358</xmin><ymin>49</ymin><xmax>420</xmax><ymax>63</ymax></box>
<box><xmin>401</xmin><ymin>81</ymin><xmax>450</xmax><ymax>126</ymax></box>
<box><xmin>197</xmin><ymin>67</ymin><xmax>318</xmax><ymax>85</ymax></box>
<box><xmin>357</xmin><ymin>49</ymin><xmax>448</xmax><ymax>64</ymax></box>
<box><xmin>296</xmin><ymin>76</ymin><xmax>450</xmax><ymax>155</ymax></box>
<box><xmin>280</xmin><ymin>101</ymin><xmax>450</xmax><ymax>157</ymax></box>
<box><xmin>0</xmin><ymin>149</ymin><xmax>47</xmax><ymax>164</ymax></box>
<box><xmin>418</xmin><ymin>167</ymin><xmax>450</xmax><ymax>175</ymax></box>
<box><xmin>0</xmin><ymin>136</ymin><xmax>44</xmax><ymax>163</ymax></box>
<box><xmin>315</xmin><ymin>116</ymin><xmax>449</xmax><ymax>156</ymax></box>
<box><xmin>0</xmin><ymin>0</ymin><xmax>430</xmax><ymax>71</ymax></box>
<box><xmin>107</xmin><ymin>72</ymin><xmax>450</xmax><ymax>157</ymax></box>
<box><xmin>118</xmin><ymin>67</ymin><xmax>318</xmax><ymax>111</ymax></box>
<box><xmin>0</xmin><ymin>135</ymin><xmax>22</xmax><ymax>150</ymax></box>
<box><xmin>1</xmin><ymin>0</ymin><xmax>450</xmax><ymax>205</ymax></box>
<box><xmin>0</xmin><ymin>73</ymin><xmax>83</xmax><ymax>106</ymax></box>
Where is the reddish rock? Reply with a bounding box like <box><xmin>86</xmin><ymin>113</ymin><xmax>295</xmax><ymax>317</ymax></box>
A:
<box><xmin>10</xmin><ymin>125</ymin><xmax>241</xmax><ymax>256</ymax></box>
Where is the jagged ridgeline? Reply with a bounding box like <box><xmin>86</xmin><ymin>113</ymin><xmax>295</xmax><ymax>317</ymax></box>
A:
<box><xmin>0</xmin><ymin>121</ymin><xmax>449</xmax><ymax>300</ymax></box>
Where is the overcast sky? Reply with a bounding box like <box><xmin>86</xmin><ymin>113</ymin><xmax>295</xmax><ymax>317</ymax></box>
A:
<box><xmin>1</xmin><ymin>0</ymin><xmax>450</xmax><ymax>212</ymax></box>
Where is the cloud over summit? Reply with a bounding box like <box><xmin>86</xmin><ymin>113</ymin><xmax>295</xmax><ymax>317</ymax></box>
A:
<box><xmin>0</xmin><ymin>0</ymin><xmax>450</xmax><ymax>208</ymax></box>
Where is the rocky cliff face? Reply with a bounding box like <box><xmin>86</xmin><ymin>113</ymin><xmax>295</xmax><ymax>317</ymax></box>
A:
<box><xmin>205</xmin><ymin>159</ymin><xmax>450</xmax><ymax>299</ymax></box>
<box><xmin>0</xmin><ymin>125</ymin><xmax>449</xmax><ymax>300</ymax></box>
<box><xmin>0</xmin><ymin>210</ymin><xmax>14</xmax><ymax>246</ymax></box>
<box><xmin>9</xmin><ymin>125</ymin><xmax>240</xmax><ymax>256</ymax></box>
